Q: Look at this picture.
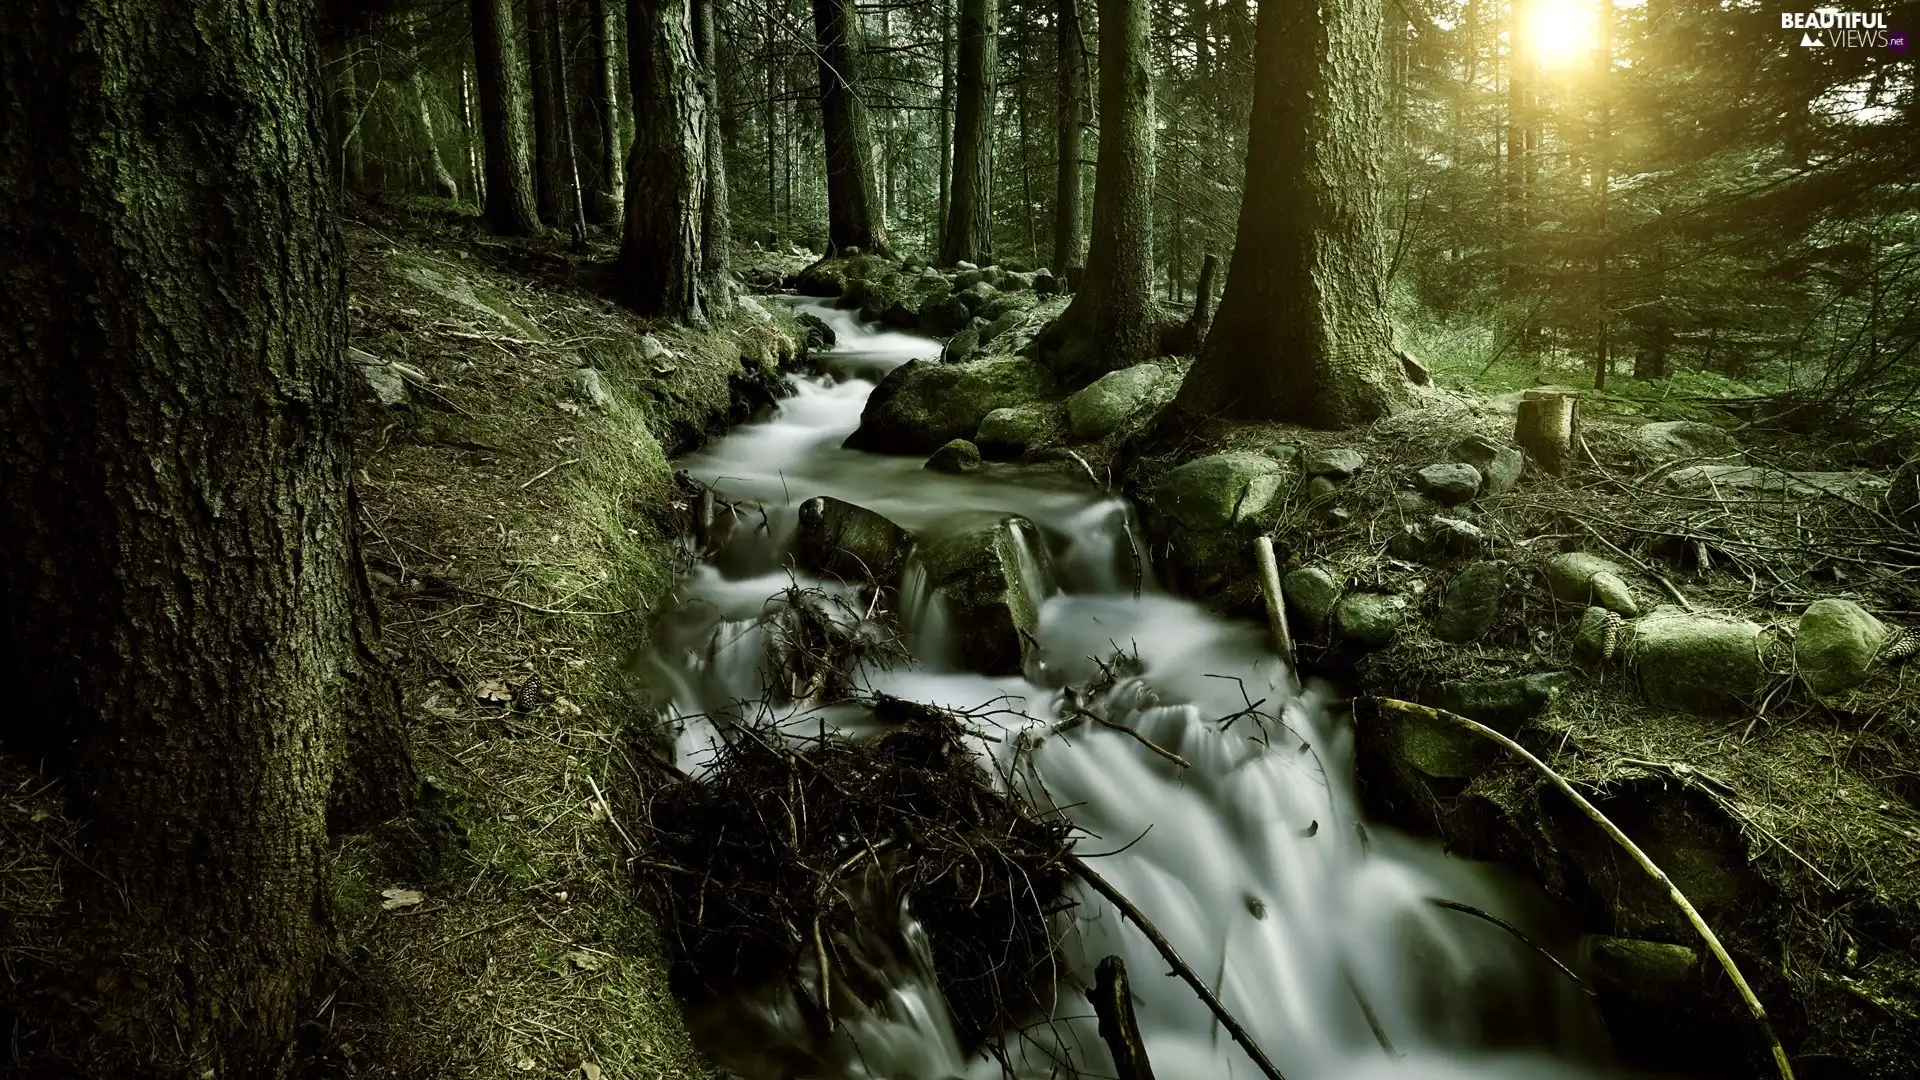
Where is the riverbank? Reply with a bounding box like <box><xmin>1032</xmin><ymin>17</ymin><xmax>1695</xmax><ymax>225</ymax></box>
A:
<box><xmin>318</xmin><ymin>203</ymin><xmax>808</xmax><ymax>1079</ymax></box>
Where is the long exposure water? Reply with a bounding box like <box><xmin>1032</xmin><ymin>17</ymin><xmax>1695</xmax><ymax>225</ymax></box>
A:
<box><xmin>641</xmin><ymin>301</ymin><xmax>1630</xmax><ymax>1080</ymax></box>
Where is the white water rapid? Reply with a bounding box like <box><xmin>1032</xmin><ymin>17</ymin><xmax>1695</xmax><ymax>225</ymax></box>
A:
<box><xmin>642</xmin><ymin>301</ymin><xmax>1634</xmax><ymax>1080</ymax></box>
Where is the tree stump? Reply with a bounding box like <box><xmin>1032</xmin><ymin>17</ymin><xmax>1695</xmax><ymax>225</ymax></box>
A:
<box><xmin>1515</xmin><ymin>388</ymin><xmax>1578</xmax><ymax>475</ymax></box>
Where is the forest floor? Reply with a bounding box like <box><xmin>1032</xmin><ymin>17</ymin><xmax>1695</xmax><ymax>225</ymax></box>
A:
<box><xmin>313</xmin><ymin>202</ymin><xmax>806</xmax><ymax>1080</ymax></box>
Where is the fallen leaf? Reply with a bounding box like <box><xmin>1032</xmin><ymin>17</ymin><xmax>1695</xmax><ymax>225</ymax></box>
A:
<box><xmin>475</xmin><ymin>680</ymin><xmax>513</xmax><ymax>704</ymax></box>
<box><xmin>381</xmin><ymin>887</ymin><xmax>424</xmax><ymax>911</ymax></box>
<box><xmin>516</xmin><ymin>1057</ymin><xmax>535</xmax><ymax>1071</ymax></box>
<box><xmin>567</xmin><ymin>950</ymin><xmax>603</xmax><ymax>972</ymax></box>
<box><xmin>580</xmin><ymin>1064</ymin><xmax>603</xmax><ymax>1080</ymax></box>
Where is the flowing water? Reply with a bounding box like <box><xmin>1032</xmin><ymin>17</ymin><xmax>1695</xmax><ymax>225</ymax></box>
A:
<box><xmin>642</xmin><ymin>302</ymin><xmax>1631</xmax><ymax>1080</ymax></box>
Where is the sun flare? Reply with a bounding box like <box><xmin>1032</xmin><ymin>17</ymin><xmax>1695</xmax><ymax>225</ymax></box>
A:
<box><xmin>1523</xmin><ymin>0</ymin><xmax>1598</xmax><ymax>68</ymax></box>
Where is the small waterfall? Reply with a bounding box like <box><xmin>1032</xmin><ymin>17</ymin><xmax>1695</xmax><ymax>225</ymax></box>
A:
<box><xmin>641</xmin><ymin>301</ymin><xmax>1627</xmax><ymax>1080</ymax></box>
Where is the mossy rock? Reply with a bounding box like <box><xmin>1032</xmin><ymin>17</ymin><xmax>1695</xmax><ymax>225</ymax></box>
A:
<box><xmin>1435</xmin><ymin>561</ymin><xmax>1506</xmax><ymax>643</ymax></box>
<box><xmin>925</xmin><ymin>439</ymin><xmax>982</xmax><ymax>474</ymax></box>
<box><xmin>1282</xmin><ymin>566</ymin><xmax>1341</xmax><ymax>631</ymax></box>
<box><xmin>845</xmin><ymin>357</ymin><xmax>1057</xmax><ymax>455</ymax></box>
<box><xmin>918</xmin><ymin>515</ymin><xmax>1051</xmax><ymax>675</ymax></box>
<box><xmin>1153</xmin><ymin>452</ymin><xmax>1290</xmax><ymax>530</ymax></box>
<box><xmin>1333</xmin><ymin>592</ymin><xmax>1407</xmax><ymax>649</ymax></box>
<box><xmin>976</xmin><ymin>405</ymin><xmax>1050</xmax><ymax>459</ymax></box>
<box><xmin>1629</xmin><ymin>608</ymin><xmax>1764</xmax><ymax>714</ymax></box>
<box><xmin>795</xmin><ymin>496</ymin><xmax>913</xmax><ymax>587</ymax></box>
<box><xmin>1544</xmin><ymin>552</ymin><xmax>1639</xmax><ymax>617</ymax></box>
<box><xmin>1794</xmin><ymin>597</ymin><xmax>1887</xmax><ymax>696</ymax></box>
<box><xmin>1066</xmin><ymin>363</ymin><xmax>1178</xmax><ymax>441</ymax></box>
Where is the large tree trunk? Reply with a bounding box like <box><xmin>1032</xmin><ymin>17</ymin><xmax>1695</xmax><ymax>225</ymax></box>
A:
<box><xmin>1052</xmin><ymin>0</ymin><xmax>1086</xmax><ymax>273</ymax></box>
<box><xmin>0</xmin><ymin>0</ymin><xmax>410</xmax><ymax>1074</ymax></box>
<box><xmin>811</xmin><ymin>0</ymin><xmax>891</xmax><ymax>255</ymax></box>
<box><xmin>939</xmin><ymin>0</ymin><xmax>997</xmax><ymax>265</ymax></box>
<box><xmin>1037</xmin><ymin>0</ymin><xmax>1158</xmax><ymax>382</ymax></box>
<box><xmin>590</xmin><ymin>0</ymin><xmax>627</xmax><ymax>225</ymax></box>
<box><xmin>696</xmin><ymin>0</ymin><xmax>732</xmax><ymax>316</ymax></box>
<box><xmin>472</xmin><ymin>0</ymin><xmax>543</xmax><ymax>235</ymax></box>
<box><xmin>528</xmin><ymin>0</ymin><xmax>575</xmax><ymax>226</ymax></box>
<box><xmin>625</xmin><ymin>0</ymin><xmax>709</xmax><ymax>319</ymax></box>
<box><xmin>1169</xmin><ymin>0</ymin><xmax>1404</xmax><ymax>427</ymax></box>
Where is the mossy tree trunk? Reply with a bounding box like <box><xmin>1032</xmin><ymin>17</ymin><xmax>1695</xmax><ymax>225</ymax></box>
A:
<box><xmin>589</xmin><ymin>0</ymin><xmax>627</xmax><ymax>225</ymax></box>
<box><xmin>939</xmin><ymin>0</ymin><xmax>997</xmax><ymax>265</ymax></box>
<box><xmin>472</xmin><ymin>0</ymin><xmax>543</xmax><ymax>235</ymax></box>
<box><xmin>625</xmin><ymin>0</ymin><xmax>710</xmax><ymax>319</ymax></box>
<box><xmin>1052</xmin><ymin>0</ymin><xmax>1086</xmax><ymax>273</ymax></box>
<box><xmin>811</xmin><ymin>0</ymin><xmax>891</xmax><ymax>255</ymax></box>
<box><xmin>1170</xmin><ymin>0</ymin><xmax>1404</xmax><ymax>427</ymax></box>
<box><xmin>696</xmin><ymin>0</ymin><xmax>732</xmax><ymax>316</ymax></box>
<box><xmin>1038</xmin><ymin>0</ymin><xmax>1158</xmax><ymax>382</ymax></box>
<box><xmin>0</xmin><ymin>0</ymin><xmax>411</xmax><ymax>1074</ymax></box>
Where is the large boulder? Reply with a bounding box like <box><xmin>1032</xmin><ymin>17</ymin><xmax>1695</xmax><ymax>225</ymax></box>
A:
<box><xmin>846</xmin><ymin>357</ymin><xmax>1057</xmax><ymax>454</ymax></box>
<box><xmin>1630</xmin><ymin>609</ymin><xmax>1764</xmax><ymax>713</ymax></box>
<box><xmin>795</xmin><ymin>497</ymin><xmax>913</xmax><ymax>587</ymax></box>
<box><xmin>1794</xmin><ymin>598</ymin><xmax>1888</xmax><ymax>696</ymax></box>
<box><xmin>1544</xmin><ymin>552</ymin><xmax>1639</xmax><ymax>617</ymax></box>
<box><xmin>975</xmin><ymin>406</ymin><xmax>1050</xmax><ymax>459</ymax></box>
<box><xmin>919</xmin><ymin>515</ymin><xmax>1051</xmax><ymax>675</ymax></box>
<box><xmin>1283</xmin><ymin>566</ymin><xmax>1342</xmax><ymax>632</ymax></box>
<box><xmin>918</xmin><ymin>296</ymin><xmax>974</xmax><ymax>337</ymax></box>
<box><xmin>1154</xmin><ymin>453</ymin><xmax>1291</xmax><ymax>530</ymax></box>
<box><xmin>1450</xmin><ymin>434</ymin><xmax>1525</xmax><ymax>495</ymax></box>
<box><xmin>1066</xmin><ymin>362</ymin><xmax>1178</xmax><ymax>440</ymax></box>
<box><xmin>1435</xmin><ymin>561</ymin><xmax>1506</xmax><ymax>642</ymax></box>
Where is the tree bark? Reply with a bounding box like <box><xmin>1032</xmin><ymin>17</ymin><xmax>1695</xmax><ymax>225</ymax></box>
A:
<box><xmin>1037</xmin><ymin>0</ymin><xmax>1158</xmax><ymax>382</ymax></box>
<box><xmin>1170</xmin><ymin>0</ymin><xmax>1404</xmax><ymax>427</ymax></box>
<box><xmin>696</xmin><ymin>0</ymin><xmax>732</xmax><ymax>316</ymax></box>
<box><xmin>472</xmin><ymin>0</ymin><xmax>543</xmax><ymax>235</ymax></box>
<box><xmin>625</xmin><ymin>0</ymin><xmax>709</xmax><ymax>319</ymax></box>
<box><xmin>590</xmin><ymin>0</ymin><xmax>627</xmax><ymax>224</ymax></box>
<box><xmin>528</xmin><ymin>0</ymin><xmax>574</xmax><ymax>226</ymax></box>
<box><xmin>938</xmin><ymin>0</ymin><xmax>954</xmax><ymax>244</ymax></box>
<box><xmin>811</xmin><ymin>0</ymin><xmax>891</xmax><ymax>255</ymax></box>
<box><xmin>1053</xmin><ymin>0</ymin><xmax>1086</xmax><ymax>272</ymax></box>
<box><xmin>411</xmin><ymin>68</ymin><xmax>460</xmax><ymax>198</ymax></box>
<box><xmin>0</xmin><ymin>0</ymin><xmax>410</xmax><ymax>1073</ymax></box>
<box><xmin>940</xmin><ymin>0</ymin><xmax>997</xmax><ymax>265</ymax></box>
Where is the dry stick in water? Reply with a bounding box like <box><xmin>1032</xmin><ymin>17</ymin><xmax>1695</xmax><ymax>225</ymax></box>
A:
<box><xmin>1088</xmin><ymin>955</ymin><xmax>1157</xmax><ymax>1080</ymax></box>
<box><xmin>1370</xmin><ymin>698</ymin><xmax>1796</xmax><ymax>1080</ymax></box>
<box><xmin>1066</xmin><ymin>854</ymin><xmax>1288</xmax><ymax>1080</ymax></box>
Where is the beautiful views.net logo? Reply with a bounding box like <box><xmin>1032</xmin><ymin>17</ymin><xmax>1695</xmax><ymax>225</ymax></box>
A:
<box><xmin>1780</xmin><ymin>10</ymin><xmax>1907</xmax><ymax>50</ymax></box>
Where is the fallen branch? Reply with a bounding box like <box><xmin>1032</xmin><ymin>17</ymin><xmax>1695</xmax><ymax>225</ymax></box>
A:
<box><xmin>1066</xmin><ymin>853</ymin><xmax>1288</xmax><ymax>1080</ymax></box>
<box><xmin>1370</xmin><ymin>698</ymin><xmax>1794</xmax><ymax>1080</ymax></box>
<box><xmin>1088</xmin><ymin>955</ymin><xmax>1157</xmax><ymax>1080</ymax></box>
<box><xmin>1427</xmin><ymin>897</ymin><xmax>1595</xmax><ymax>997</ymax></box>
<box><xmin>1070</xmin><ymin>706</ymin><xmax>1191</xmax><ymax>769</ymax></box>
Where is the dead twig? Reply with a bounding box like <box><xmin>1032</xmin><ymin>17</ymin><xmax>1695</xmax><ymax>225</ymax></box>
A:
<box><xmin>1426</xmin><ymin>897</ymin><xmax>1595</xmax><ymax>997</ymax></box>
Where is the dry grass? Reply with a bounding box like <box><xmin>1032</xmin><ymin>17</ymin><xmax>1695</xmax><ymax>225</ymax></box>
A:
<box><xmin>319</xmin><ymin>205</ymin><xmax>809</xmax><ymax>1080</ymax></box>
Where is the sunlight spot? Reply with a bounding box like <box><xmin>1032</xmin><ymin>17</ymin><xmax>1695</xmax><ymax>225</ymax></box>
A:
<box><xmin>1524</xmin><ymin>0</ymin><xmax>1598</xmax><ymax>68</ymax></box>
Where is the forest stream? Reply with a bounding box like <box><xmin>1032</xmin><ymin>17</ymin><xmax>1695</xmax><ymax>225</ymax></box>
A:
<box><xmin>643</xmin><ymin>302</ymin><xmax>1626</xmax><ymax>1080</ymax></box>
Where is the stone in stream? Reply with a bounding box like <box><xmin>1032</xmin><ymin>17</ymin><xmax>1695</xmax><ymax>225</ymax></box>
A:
<box><xmin>1584</xmin><ymin>935</ymin><xmax>1700</xmax><ymax>1006</ymax></box>
<box><xmin>1630</xmin><ymin>608</ymin><xmax>1765</xmax><ymax>714</ymax></box>
<box><xmin>1066</xmin><ymin>362</ymin><xmax>1178</xmax><ymax>440</ymax></box>
<box><xmin>1153</xmin><ymin>452</ymin><xmax>1291</xmax><ymax>530</ymax></box>
<box><xmin>1305</xmin><ymin>447</ymin><xmax>1366</xmax><ymax>481</ymax></box>
<box><xmin>845</xmin><ymin>357</ymin><xmax>1057</xmax><ymax>455</ymax></box>
<box><xmin>1414</xmin><ymin>462</ymin><xmax>1483</xmax><ymax>505</ymax></box>
<box><xmin>918</xmin><ymin>514</ymin><xmax>1051</xmax><ymax>675</ymax></box>
<box><xmin>1794</xmin><ymin>598</ymin><xmax>1888</xmax><ymax>696</ymax></box>
<box><xmin>975</xmin><ymin>406</ymin><xmax>1050</xmax><ymax>459</ymax></box>
<box><xmin>795</xmin><ymin>311</ymin><xmax>836</xmax><ymax>350</ymax></box>
<box><xmin>1333</xmin><ymin>592</ymin><xmax>1406</xmax><ymax>649</ymax></box>
<box><xmin>1450</xmin><ymin>434</ymin><xmax>1526</xmax><ymax>495</ymax></box>
<box><xmin>1544</xmin><ymin>552</ymin><xmax>1639</xmax><ymax>617</ymax></box>
<box><xmin>1435</xmin><ymin>561</ymin><xmax>1505</xmax><ymax>642</ymax></box>
<box><xmin>925</xmin><ymin>439</ymin><xmax>983</xmax><ymax>474</ymax></box>
<box><xmin>795</xmin><ymin>496</ymin><xmax>914</xmax><ymax>588</ymax></box>
<box><xmin>1282</xmin><ymin>566</ymin><xmax>1341</xmax><ymax>631</ymax></box>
